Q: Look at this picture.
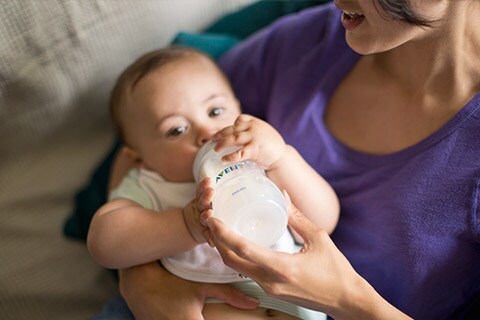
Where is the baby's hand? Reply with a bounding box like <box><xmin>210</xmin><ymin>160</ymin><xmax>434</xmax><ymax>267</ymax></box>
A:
<box><xmin>183</xmin><ymin>178</ymin><xmax>214</xmax><ymax>244</ymax></box>
<box><xmin>212</xmin><ymin>114</ymin><xmax>287</xmax><ymax>171</ymax></box>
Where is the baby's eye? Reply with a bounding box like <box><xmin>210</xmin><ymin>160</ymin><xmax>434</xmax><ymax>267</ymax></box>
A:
<box><xmin>209</xmin><ymin>107</ymin><xmax>224</xmax><ymax>117</ymax></box>
<box><xmin>166</xmin><ymin>126</ymin><xmax>187</xmax><ymax>137</ymax></box>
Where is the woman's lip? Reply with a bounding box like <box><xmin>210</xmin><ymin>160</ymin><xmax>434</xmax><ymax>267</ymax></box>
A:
<box><xmin>341</xmin><ymin>11</ymin><xmax>365</xmax><ymax>31</ymax></box>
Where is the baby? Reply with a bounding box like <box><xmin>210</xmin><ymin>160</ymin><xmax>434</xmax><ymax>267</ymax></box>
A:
<box><xmin>87</xmin><ymin>46</ymin><xmax>339</xmax><ymax>319</ymax></box>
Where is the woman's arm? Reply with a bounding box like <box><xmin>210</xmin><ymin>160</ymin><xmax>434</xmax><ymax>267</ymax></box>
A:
<box><xmin>87</xmin><ymin>199</ymin><xmax>198</xmax><ymax>269</ymax></box>
<box><xmin>202</xmin><ymin>201</ymin><xmax>412</xmax><ymax>320</ymax></box>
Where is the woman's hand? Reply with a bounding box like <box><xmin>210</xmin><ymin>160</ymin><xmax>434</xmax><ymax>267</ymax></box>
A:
<box><xmin>119</xmin><ymin>261</ymin><xmax>259</xmax><ymax>320</ymax></box>
<box><xmin>202</xmin><ymin>198</ymin><xmax>412</xmax><ymax>320</ymax></box>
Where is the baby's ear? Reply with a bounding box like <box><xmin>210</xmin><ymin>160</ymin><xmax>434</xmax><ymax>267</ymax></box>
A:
<box><xmin>122</xmin><ymin>146</ymin><xmax>142</xmax><ymax>164</ymax></box>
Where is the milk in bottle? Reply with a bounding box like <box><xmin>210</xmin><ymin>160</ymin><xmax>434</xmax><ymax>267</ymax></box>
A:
<box><xmin>193</xmin><ymin>141</ymin><xmax>288</xmax><ymax>247</ymax></box>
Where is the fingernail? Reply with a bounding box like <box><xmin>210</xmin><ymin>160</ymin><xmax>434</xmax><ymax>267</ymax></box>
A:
<box><xmin>206</xmin><ymin>218</ymin><xmax>215</xmax><ymax>230</ymax></box>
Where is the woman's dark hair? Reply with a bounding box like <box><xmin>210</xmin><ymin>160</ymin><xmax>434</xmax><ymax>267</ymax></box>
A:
<box><xmin>377</xmin><ymin>0</ymin><xmax>433</xmax><ymax>27</ymax></box>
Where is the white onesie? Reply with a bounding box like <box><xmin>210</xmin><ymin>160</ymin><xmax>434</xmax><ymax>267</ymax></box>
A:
<box><xmin>110</xmin><ymin>167</ymin><xmax>297</xmax><ymax>283</ymax></box>
<box><xmin>109</xmin><ymin>167</ymin><xmax>326</xmax><ymax>320</ymax></box>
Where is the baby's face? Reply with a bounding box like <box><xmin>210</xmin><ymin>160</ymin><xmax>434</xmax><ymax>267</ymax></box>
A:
<box><xmin>124</xmin><ymin>55</ymin><xmax>241</xmax><ymax>182</ymax></box>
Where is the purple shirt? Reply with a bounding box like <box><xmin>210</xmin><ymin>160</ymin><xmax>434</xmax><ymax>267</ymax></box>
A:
<box><xmin>219</xmin><ymin>3</ymin><xmax>480</xmax><ymax>319</ymax></box>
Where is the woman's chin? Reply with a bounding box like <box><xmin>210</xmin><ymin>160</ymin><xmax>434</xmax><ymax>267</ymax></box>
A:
<box><xmin>346</xmin><ymin>37</ymin><xmax>393</xmax><ymax>56</ymax></box>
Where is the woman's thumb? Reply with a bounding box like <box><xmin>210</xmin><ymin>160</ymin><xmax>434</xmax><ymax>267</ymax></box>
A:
<box><xmin>283</xmin><ymin>190</ymin><xmax>318</xmax><ymax>242</ymax></box>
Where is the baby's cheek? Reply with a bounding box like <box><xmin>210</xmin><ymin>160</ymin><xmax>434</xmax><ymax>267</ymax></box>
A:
<box><xmin>159</xmin><ymin>156</ymin><xmax>195</xmax><ymax>182</ymax></box>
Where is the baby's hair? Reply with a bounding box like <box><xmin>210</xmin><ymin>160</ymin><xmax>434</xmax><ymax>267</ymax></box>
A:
<box><xmin>109</xmin><ymin>46</ymin><xmax>225</xmax><ymax>145</ymax></box>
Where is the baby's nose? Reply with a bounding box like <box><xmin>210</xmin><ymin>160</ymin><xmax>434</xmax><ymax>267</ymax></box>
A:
<box><xmin>199</xmin><ymin>135</ymin><xmax>210</xmax><ymax>145</ymax></box>
<box><xmin>196</xmin><ymin>126</ymin><xmax>216</xmax><ymax>146</ymax></box>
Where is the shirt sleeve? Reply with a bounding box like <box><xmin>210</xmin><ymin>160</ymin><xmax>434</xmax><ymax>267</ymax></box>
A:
<box><xmin>109</xmin><ymin>169</ymin><xmax>154</xmax><ymax>210</ymax></box>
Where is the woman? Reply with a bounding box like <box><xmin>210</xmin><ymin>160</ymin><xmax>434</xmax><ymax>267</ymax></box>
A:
<box><xmin>118</xmin><ymin>0</ymin><xmax>480</xmax><ymax>319</ymax></box>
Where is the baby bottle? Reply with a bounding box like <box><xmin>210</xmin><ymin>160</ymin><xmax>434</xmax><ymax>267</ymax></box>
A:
<box><xmin>193</xmin><ymin>141</ymin><xmax>288</xmax><ymax>247</ymax></box>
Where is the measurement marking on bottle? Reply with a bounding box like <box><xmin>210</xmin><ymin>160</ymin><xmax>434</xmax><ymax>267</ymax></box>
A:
<box><xmin>232</xmin><ymin>187</ymin><xmax>246</xmax><ymax>196</ymax></box>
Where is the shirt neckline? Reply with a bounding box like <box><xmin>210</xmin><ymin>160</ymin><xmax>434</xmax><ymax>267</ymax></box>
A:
<box><xmin>316</xmin><ymin>50</ymin><xmax>480</xmax><ymax>167</ymax></box>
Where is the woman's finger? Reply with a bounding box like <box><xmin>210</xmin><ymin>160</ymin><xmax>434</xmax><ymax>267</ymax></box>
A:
<box><xmin>207</xmin><ymin>217</ymin><xmax>281</xmax><ymax>270</ymax></box>
<box><xmin>286</xmin><ymin>202</ymin><xmax>319</xmax><ymax>247</ymax></box>
<box><xmin>202</xmin><ymin>283</ymin><xmax>259</xmax><ymax>309</ymax></box>
<box><xmin>212</xmin><ymin>230</ymin><xmax>265</xmax><ymax>279</ymax></box>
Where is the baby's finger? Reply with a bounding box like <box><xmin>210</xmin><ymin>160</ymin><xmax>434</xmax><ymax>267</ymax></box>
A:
<box><xmin>216</xmin><ymin>134</ymin><xmax>253</xmax><ymax>161</ymax></box>
<box><xmin>213</xmin><ymin>134</ymin><xmax>236</xmax><ymax>151</ymax></box>
<box><xmin>234</xmin><ymin>114</ymin><xmax>254</xmax><ymax>125</ymax></box>
<box><xmin>196</xmin><ymin>177</ymin><xmax>211</xmax><ymax>198</ymax></box>
<box><xmin>198</xmin><ymin>187</ymin><xmax>214</xmax><ymax>212</ymax></box>
<box><xmin>223</xmin><ymin>143</ymin><xmax>257</xmax><ymax>163</ymax></box>
<box><xmin>232</xmin><ymin>120</ymin><xmax>251</xmax><ymax>133</ymax></box>
<box><xmin>214</xmin><ymin>127</ymin><xmax>252</xmax><ymax>150</ymax></box>
<box><xmin>212</xmin><ymin>125</ymin><xmax>235</xmax><ymax>141</ymax></box>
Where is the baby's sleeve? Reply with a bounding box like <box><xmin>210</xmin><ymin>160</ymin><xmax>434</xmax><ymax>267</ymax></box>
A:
<box><xmin>109</xmin><ymin>169</ymin><xmax>154</xmax><ymax>210</ymax></box>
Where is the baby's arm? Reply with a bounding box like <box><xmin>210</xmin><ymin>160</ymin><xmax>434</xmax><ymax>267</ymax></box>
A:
<box><xmin>213</xmin><ymin>114</ymin><xmax>339</xmax><ymax>234</ymax></box>
<box><xmin>87</xmin><ymin>180</ymin><xmax>212</xmax><ymax>269</ymax></box>
<box><xmin>267</xmin><ymin>146</ymin><xmax>339</xmax><ymax>234</ymax></box>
